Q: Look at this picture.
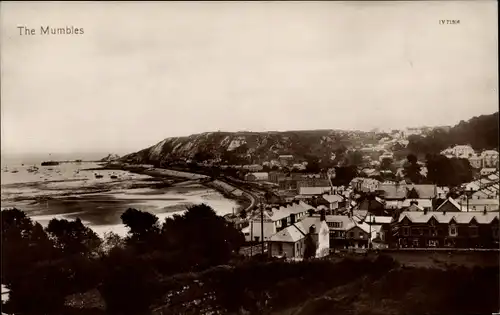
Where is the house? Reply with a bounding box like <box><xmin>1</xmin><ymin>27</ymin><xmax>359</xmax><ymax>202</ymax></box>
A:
<box><xmin>480</xmin><ymin>168</ymin><xmax>497</xmax><ymax>176</ymax></box>
<box><xmin>377</xmin><ymin>183</ymin><xmax>408</xmax><ymax>201</ymax></box>
<box><xmin>242</xmin><ymin>201</ymin><xmax>315</xmax><ymax>242</ymax></box>
<box><xmin>268</xmin><ymin>213</ymin><xmax>330</xmax><ymax>259</ymax></box>
<box><xmin>440</xmin><ymin>145</ymin><xmax>475</xmax><ymax>158</ymax></box>
<box><xmin>278</xmin><ymin>155</ymin><xmax>294</xmax><ymax>166</ymax></box>
<box><xmin>471</xmin><ymin>184</ymin><xmax>499</xmax><ymax>199</ymax></box>
<box><xmin>321</xmin><ymin>194</ymin><xmax>344</xmax><ymax>212</ymax></box>
<box><xmin>244</xmin><ymin>172</ymin><xmax>269</xmax><ymax>182</ymax></box>
<box><xmin>406</xmin><ymin>184</ymin><xmax>437</xmax><ymax>199</ymax></box>
<box><xmin>393</xmin><ymin>210</ymin><xmax>499</xmax><ymax>248</ymax></box>
<box><xmin>401</xmin><ymin>199</ymin><xmax>433</xmax><ymax>212</ymax></box>
<box><xmin>456</xmin><ymin>198</ymin><xmax>499</xmax><ymax>212</ymax></box>
<box><xmin>298</xmin><ymin>186</ymin><xmax>332</xmax><ymax>197</ymax></box>
<box><xmin>297</xmin><ymin>178</ymin><xmax>331</xmax><ymax>189</ymax></box>
<box><xmin>468</xmin><ymin>155</ymin><xmax>483</xmax><ymax>169</ymax></box>
<box><xmin>325</xmin><ymin>215</ymin><xmax>357</xmax><ymax>249</ymax></box>
<box><xmin>435</xmin><ymin>197</ymin><xmax>462</xmax><ymax>213</ymax></box>
<box><xmin>481</xmin><ymin>150</ymin><xmax>499</xmax><ymax>168</ymax></box>
<box><xmin>355</xmin><ymin>196</ymin><xmax>386</xmax><ymax>216</ymax></box>
<box><xmin>350</xmin><ymin>177</ymin><xmax>380</xmax><ymax>193</ymax></box>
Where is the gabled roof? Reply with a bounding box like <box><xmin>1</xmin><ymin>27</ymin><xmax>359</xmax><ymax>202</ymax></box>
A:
<box><xmin>267</xmin><ymin>201</ymin><xmax>314</xmax><ymax>221</ymax></box>
<box><xmin>401</xmin><ymin>199</ymin><xmax>433</xmax><ymax>209</ymax></box>
<box><xmin>378</xmin><ymin>183</ymin><xmax>408</xmax><ymax>199</ymax></box>
<box><xmin>322</xmin><ymin>194</ymin><xmax>344</xmax><ymax>203</ymax></box>
<box><xmin>407</xmin><ymin>184</ymin><xmax>437</xmax><ymax>199</ymax></box>
<box><xmin>269</xmin><ymin>224</ymin><xmax>306</xmax><ymax>242</ymax></box>
<box><xmin>325</xmin><ymin>215</ymin><xmax>357</xmax><ymax>230</ymax></box>
<box><xmin>398</xmin><ymin>211</ymin><xmax>499</xmax><ymax>225</ymax></box>
<box><xmin>406</xmin><ymin>204</ymin><xmax>424</xmax><ymax>211</ymax></box>
<box><xmin>269</xmin><ymin>217</ymin><xmax>324</xmax><ymax>243</ymax></box>
<box><xmin>436</xmin><ymin>197</ymin><xmax>461</xmax><ymax>212</ymax></box>
<box><xmin>457</xmin><ymin>199</ymin><xmax>499</xmax><ymax>206</ymax></box>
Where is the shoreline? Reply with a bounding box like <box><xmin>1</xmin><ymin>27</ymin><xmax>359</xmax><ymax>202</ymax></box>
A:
<box><xmin>104</xmin><ymin>165</ymin><xmax>252</xmax><ymax>214</ymax></box>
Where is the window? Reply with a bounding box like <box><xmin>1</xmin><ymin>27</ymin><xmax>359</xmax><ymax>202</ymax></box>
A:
<box><xmin>403</xmin><ymin>227</ymin><xmax>410</xmax><ymax>236</ymax></box>
<box><xmin>449</xmin><ymin>225</ymin><xmax>457</xmax><ymax>237</ymax></box>
<box><xmin>328</xmin><ymin>222</ymin><xmax>343</xmax><ymax>228</ymax></box>
<box><xmin>255</xmin><ymin>237</ymin><xmax>260</xmax><ymax>242</ymax></box>
<box><xmin>412</xmin><ymin>239</ymin><xmax>419</xmax><ymax>247</ymax></box>
<box><xmin>428</xmin><ymin>240</ymin><xmax>438</xmax><ymax>247</ymax></box>
<box><xmin>349</xmin><ymin>232</ymin><xmax>354</xmax><ymax>238</ymax></box>
<box><xmin>469</xmin><ymin>226</ymin><xmax>478</xmax><ymax>237</ymax></box>
<box><xmin>430</xmin><ymin>229</ymin><xmax>437</xmax><ymax>237</ymax></box>
<box><xmin>493</xmin><ymin>226</ymin><xmax>499</xmax><ymax>238</ymax></box>
<box><xmin>278</xmin><ymin>243</ymin><xmax>283</xmax><ymax>255</ymax></box>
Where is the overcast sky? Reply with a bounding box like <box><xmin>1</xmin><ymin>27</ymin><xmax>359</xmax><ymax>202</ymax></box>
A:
<box><xmin>1</xmin><ymin>1</ymin><xmax>498</xmax><ymax>156</ymax></box>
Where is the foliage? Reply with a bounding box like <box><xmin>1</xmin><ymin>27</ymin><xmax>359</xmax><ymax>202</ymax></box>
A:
<box><xmin>407</xmin><ymin>112</ymin><xmax>499</xmax><ymax>155</ymax></box>
<box><xmin>331</xmin><ymin>165</ymin><xmax>358</xmax><ymax>186</ymax></box>
<box><xmin>46</xmin><ymin>218</ymin><xmax>102</xmax><ymax>257</ymax></box>
<box><xmin>2</xmin><ymin>210</ymin><xmax>104</xmax><ymax>313</ymax></box>
<box><xmin>98</xmin><ymin>247</ymin><xmax>162</xmax><ymax>315</ymax></box>
<box><xmin>380</xmin><ymin>157</ymin><xmax>394</xmax><ymax>171</ymax></box>
<box><xmin>120</xmin><ymin>208</ymin><xmax>162</xmax><ymax>252</ymax></box>
<box><xmin>402</xmin><ymin>154</ymin><xmax>424</xmax><ymax>184</ymax></box>
<box><xmin>346</xmin><ymin>150</ymin><xmax>364</xmax><ymax>166</ymax></box>
<box><xmin>426</xmin><ymin>154</ymin><xmax>473</xmax><ymax>187</ymax></box>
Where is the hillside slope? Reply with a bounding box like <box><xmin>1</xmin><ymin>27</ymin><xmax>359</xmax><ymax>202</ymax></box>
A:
<box><xmin>121</xmin><ymin>112</ymin><xmax>499</xmax><ymax>166</ymax></box>
<box><xmin>120</xmin><ymin>130</ymin><xmax>360</xmax><ymax>165</ymax></box>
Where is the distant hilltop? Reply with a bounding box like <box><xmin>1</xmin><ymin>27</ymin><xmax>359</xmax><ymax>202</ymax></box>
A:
<box><xmin>120</xmin><ymin>112</ymin><xmax>498</xmax><ymax>166</ymax></box>
<box><xmin>100</xmin><ymin>153</ymin><xmax>121</xmax><ymax>162</ymax></box>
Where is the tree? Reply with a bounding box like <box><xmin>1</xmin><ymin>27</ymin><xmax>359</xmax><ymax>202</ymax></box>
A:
<box><xmin>46</xmin><ymin>218</ymin><xmax>102</xmax><ymax>257</ymax></box>
<box><xmin>380</xmin><ymin>157</ymin><xmax>394</xmax><ymax>171</ymax></box>
<box><xmin>305</xmin><ymin>155</ymin><xmax>321</xmax><ymax>173</ymax></box>
<box><xmin>426</xmin><ymin>154</ymin><xmax>473</xmax><ymax>187</ymax></box>
<box><xmin>346</xmin><ymin>150</ymin><xmax>364</xmax><ymax>166</ymax></box>
<box><xmin>303</xmin><ymin>234</ymin><xmax>317</xmax><ymax>260</ymax></box>
<box><xmin>331</xmin><ymin>166</ymin><xmax>358</xmax><ymax>186</ymax></box>
<box><xmin>403</xmin><ymin>154</ymin><xmax>424</xmax><ymax>184</ymax></box>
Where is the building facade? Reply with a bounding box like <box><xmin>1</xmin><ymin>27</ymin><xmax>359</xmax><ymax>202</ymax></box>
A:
<box><xmin>391</xmin><ymin>211</ymin><xmax>499</xmax><ymax>249</ymax></box>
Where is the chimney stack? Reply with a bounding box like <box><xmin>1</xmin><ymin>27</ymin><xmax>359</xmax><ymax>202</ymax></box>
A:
<box><xmin>424</xmin><ymin>208</ymin><xmax>428</xmax><ymax>215</ymax></box>
<box><xmin>320</xmin><ymin>209</ymin><xmax>326</xmax><ymax>222</ymax></box>
<box><xmin>483</xmin><ymin>206</ymin><xmax>487</xmax><ymax>215</ymax></box>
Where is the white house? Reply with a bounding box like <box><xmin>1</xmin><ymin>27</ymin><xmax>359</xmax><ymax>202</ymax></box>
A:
<box><xmin>441</xmin><ymin>145</ymin><xmax>475</xmax><ymax>158</ymax></box>
<box><xmin>268</xmin><ymin>214</ymin><xmax>330</xmax><ymax>259</ymax></box>
<box><xmin>481</xmin><ymin>150</ymin><xmax>499</xmax><ymax>168</ymax></box>
<box><xmin>242</xmin><ymin>201</ymin><xmax>315</xmax><ymax>242</ymax></box>
<box><xmin>480</xmin><ymin>168</ymin><xmax>497</xmax><ymax>176</ymax></box>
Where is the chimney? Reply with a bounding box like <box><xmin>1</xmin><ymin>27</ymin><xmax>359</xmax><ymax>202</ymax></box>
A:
<box><xmin>410</xmin><ymin>200</ymin><xmax>418</xmax><ymax>206</ymax></box>
<box><xmin>320</xmin><ymin>209</ymin><xmax>326</xmax><ymax>222</ymax></box>
<box><xmin>442</xmin><ymin>210</ymin><xmax>446</xmax><ymax>215</ymax></box>
<box><xmin>483</xmin><ymin>206</ymin><xmax>487</xmax><ymax>215</ymax></box>
<box><xmin>308</xmin><ymin>209</ymin><xmax>314</xmax><ymax>217</ymax></box>
<box><xmin>424</xmin><ymin>208</ymin><xmax>428</xmax><ymax>215</ymax></box>
<box><xmin>290</xmin><ymin>213</ymin><xmax>296</xmax><ymax>224</ymax></box>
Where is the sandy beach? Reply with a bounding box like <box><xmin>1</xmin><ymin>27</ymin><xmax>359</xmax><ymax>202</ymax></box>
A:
<box><xmin>1</xmin><ymin>162</ymin><xmax>238</xmax><ymax>237</ymax></box>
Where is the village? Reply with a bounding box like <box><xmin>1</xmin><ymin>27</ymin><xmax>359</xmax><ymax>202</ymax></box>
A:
<box><xmin>214</xmin><ymin>137</ymin><xmax>500</xmax><ymax>259</ymax></box>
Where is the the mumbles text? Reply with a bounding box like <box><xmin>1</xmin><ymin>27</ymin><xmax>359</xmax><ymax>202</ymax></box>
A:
<box><xmin>17</xmin><ymin>25</ymin><xmax>85</xmax><ymax>36</ymax></box>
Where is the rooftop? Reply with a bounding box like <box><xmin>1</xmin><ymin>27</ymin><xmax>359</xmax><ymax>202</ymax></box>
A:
<box><xmin>399</xmin><ymin>211</ymin><xmax>499</xmax><ymax>225</ymax></box>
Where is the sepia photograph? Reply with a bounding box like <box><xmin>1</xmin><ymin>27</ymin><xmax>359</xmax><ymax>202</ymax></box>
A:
<box><xmin>1</xmin><ymin>1</ymin><xmax>499</xmax><ymax>314</ymax></box>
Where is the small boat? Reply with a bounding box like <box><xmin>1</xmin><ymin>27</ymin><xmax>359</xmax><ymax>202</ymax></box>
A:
<box><xmin>41</xmin><ymin>161</ymin><xmax>59</xmax><ymax>166</ymax></box>
<box><xmin>11</xmin><ymin>170</ymin><xmax>19</xmax><ymax>173</ymax></box>
<box><xmin>110</xmin><ymin>175</ymin><xmax>118</xmax><ymax>179</ymax></box>
<box><xmin>95</xmin><ymin>173</ymin><xmax>103</xmax><ymax>179</ymax></box>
